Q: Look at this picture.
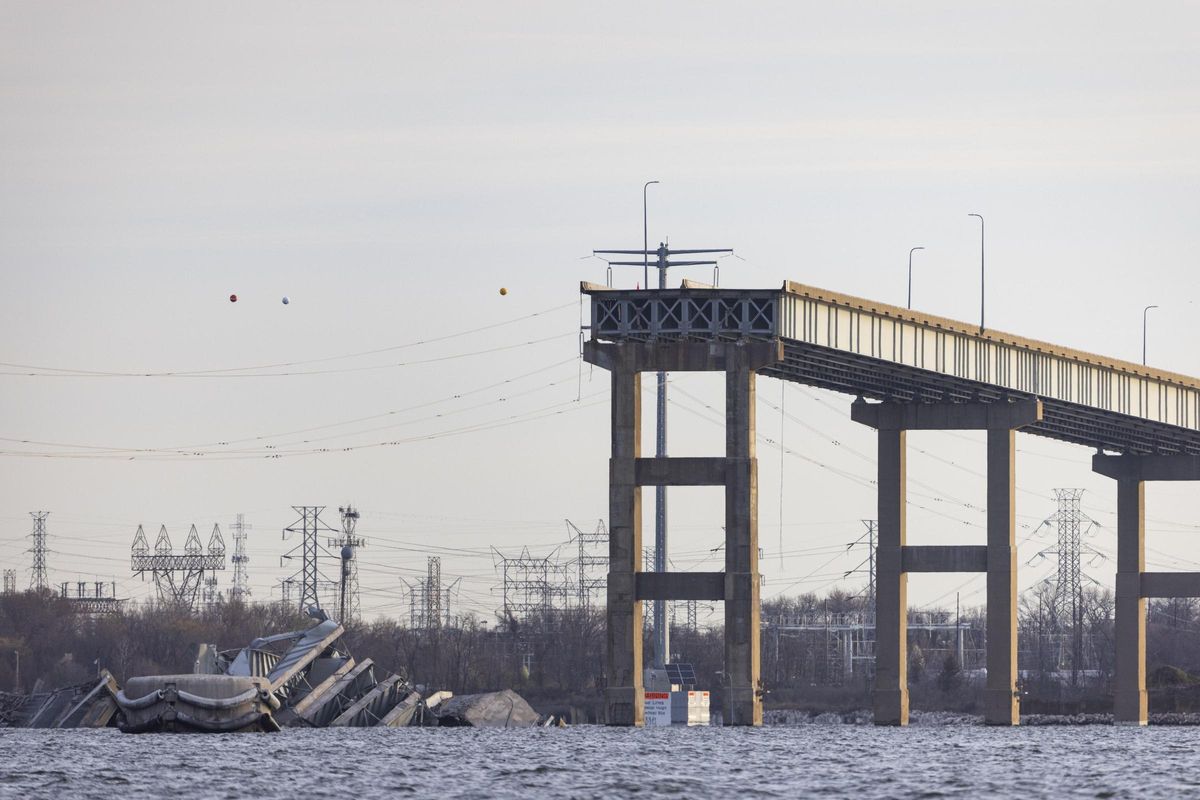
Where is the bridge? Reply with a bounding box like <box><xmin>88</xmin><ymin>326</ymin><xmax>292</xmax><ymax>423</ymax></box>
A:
<box><xmin>582</xmin><ymin>279</ymin><xmax>1200</xmax><ymax>727</ymax></box>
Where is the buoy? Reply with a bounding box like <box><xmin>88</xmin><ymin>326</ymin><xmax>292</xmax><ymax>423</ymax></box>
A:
<box><xmin>282</xmin><ymin>296</ymin><xmax>290</xmax><ymax>305</ymax></box>
<box><xmin>499</xmin><ymin>287</ymin><xmax>508</xmax><ymax>296</ymax></box>
<box><xmin>229</xmin><ymin>294</ymin><xmax>238</xmax><ymax>303</ymax></box>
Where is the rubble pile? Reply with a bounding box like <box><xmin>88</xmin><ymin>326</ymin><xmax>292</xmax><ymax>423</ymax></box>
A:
<box><xmin>2</xmin><ymin>614</ymin><xmax>547</xmax><ymax>733</ymax></box>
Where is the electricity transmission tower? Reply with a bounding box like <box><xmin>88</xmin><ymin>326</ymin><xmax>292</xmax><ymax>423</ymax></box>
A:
<box><xmin>566</xmin><ymin>519</ymin><xmax>607</xmax><ymax>609</ymax></box>
<box><xmin>1030</xmin><ymin>488</ymin><xmax>1102</xmax><ymax>684</ymax></box>
<box><xmin>229</xmin><ymin>513</ymin><xmax>252</xmax><ymax>603</ymax></box>
<box><xmin>28</xmin><ymin>511</ymin><xmax>50</xmax><ymax>593</ymax></box>
<box><xmin>404</xmin><ymin>556</ymin><xmax>458</xmax><ymax>629</ymax></box>
<box><xmin>845</xmin><ymin>520</ymin><xmax>877</xmax><ymax>622</ymax></box>
<box><xmin>202</xmin><ymin>575</ymin><xmax>221</xmax><ymax>608</ymax></box>
<box><xmin>329</xmin><ymin>505</ymin><xmax>366</xmax><ymax>624</ymax></box>
<box><xmin>131</xmin><ymin>524</ymin><xmax>226</xmax><ymax>610</ymax></box>
<box><xmin>493</xmin><ymin>546</ymin><xmax>562</xmax><ymax>622</ymax></box>
<box><xmin>592</xmin><ymin>241</ymin><xmax>732</xmax><ymax>669</ymax></box>
<box><xmin>2</xmin><ymin>570</ymin><xmax>16</xmax><ymax>595</ymax></box>
<box><xmin>281</xmin><ymin>506</ymin><xmax>339</xmax><ymax>614</ymax></box>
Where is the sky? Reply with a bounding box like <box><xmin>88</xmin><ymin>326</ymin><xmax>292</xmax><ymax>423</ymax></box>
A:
<box><xmin>2</xmin><ymin>2</ymin><xmax>1199</xmax><ymax>625</ymax></box>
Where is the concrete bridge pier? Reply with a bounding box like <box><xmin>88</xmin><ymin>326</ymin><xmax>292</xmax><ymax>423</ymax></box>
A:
<box><xmin>1093</xmin><ymin>453</ymin><xmax>1200</xmax><ymax>725</ymax></box>
<box><xmin>852</xmin><ymin>397</ymin><xmax>1042</xmax><ymax>726</ymax></box>
<box><xmin>604</xmin><ymin>360</ymin><xmax>644</xmax><ymax>726</ymax></box>
<box><xmin>584</xmin><ymin>337</ymin><xmax>783</xmax><ymax>727</ymax></box>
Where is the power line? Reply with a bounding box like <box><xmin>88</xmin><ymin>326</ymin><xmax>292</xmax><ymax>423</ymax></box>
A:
<box><xmin>0</xmin><ymin>301</ymin><xmax>575</xmax><ymax>377</ymax></box>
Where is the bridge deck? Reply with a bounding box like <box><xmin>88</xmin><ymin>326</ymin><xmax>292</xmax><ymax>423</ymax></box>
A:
<box><xmin>583</xmin><ymin>280</ymin><xmax>1200</xmax><ymax>456</ymax></box>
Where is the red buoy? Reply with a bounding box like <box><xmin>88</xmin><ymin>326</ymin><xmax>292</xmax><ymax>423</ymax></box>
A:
<box><xmin>229</xmin><ymin>294</ymin><xmax>238</xmax><ymax>303</ymax></box>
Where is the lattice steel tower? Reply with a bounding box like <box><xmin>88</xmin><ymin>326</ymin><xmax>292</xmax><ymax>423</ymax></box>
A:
<box><xmin>2</xmin><ymin>570</ymin><xmax>15</xmax><ymax>595</ymax></box>
<box><xmin>567</xmin><ymin>519</ymin><xmax>608</xmax><ymax>609</ymax></box>
<box><xmin>131</xmin><ymin>523</ymin><xmax>226</xmax><ymax>610</ymax></box>
<box><xmin>1031</xmin><ymin>488</ymin><xmax>1101</xmax><ymax>684</ymax></box>
<box><xmin>281</xmin><ymin>506</ymin><xmax>339</xmax><ymax>614</ymax></box>
<box><xmin>405</xmin><ymin>556</ymin><xmax>454</xmax><ymax>629</ymax></box>
<box><xmin>229</xmin><ymin>513</ymin><xmax>252</xmax><ymax>603</ymax></box>
<box><xmin>28</xmin><ymin>511</ymin><xmax>50</xmax><ymax>593</ymax></box>
<box><xmin>493</xmin><ymin>546</ymin><xmax>559</xmax><ymax>622</ymax></box>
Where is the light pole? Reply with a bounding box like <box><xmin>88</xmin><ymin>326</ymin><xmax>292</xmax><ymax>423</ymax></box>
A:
<box><xmin>643</xmin><ymin>181</ymin><xmax>659</xmax><ymax>289</ymax></box>
<box><xmin>13</xmin><ymin>650</ymin><xmax>18</xmax><ymax>693</ymax></box>
<box><xmin>1143</xmin><ymin>305</ymin><xmax>1159</xmax><ymax>365</ymax></box>
<box><xmin>907</xmin><ymin>246</ymin><xmax>925</xmax><ymax>309</ymax></box>
<box><xmin>968</xmin><ymin>213</ymin><xmax>984</xmax><ymax>332</ymax></box>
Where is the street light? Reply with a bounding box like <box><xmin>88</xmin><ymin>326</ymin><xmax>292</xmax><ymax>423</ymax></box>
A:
<box><xmin>1143</xmin><ymin>305</ymin><xmax>1159</xmax><ymax>366</ymax></box>
<box><xmin>968</xmin><ymin>213</ymin><xmax>984</xmax><ymax>333</ymax></box>
<box><xmin>643</xmin><ymin>181</ymin><xmax>660</xmax><ymax>289</ymax></box>
<box><xmin>907</xmin><ymin>246</ymin><xmax>925</xmax><ymax>309</ymax></box>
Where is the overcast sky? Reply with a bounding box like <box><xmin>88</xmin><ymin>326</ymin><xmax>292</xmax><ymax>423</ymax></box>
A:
<box><xmin>2</xmin><ymin>2</ymin><xmax>1199</xmax><ymax>624</ymax></box>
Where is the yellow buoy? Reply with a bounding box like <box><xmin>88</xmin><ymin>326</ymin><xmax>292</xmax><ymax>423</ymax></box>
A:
<box><xmin>499</xmin><ymin>287</ymin><xmax>508</xmax><ymax>296</ymax></box>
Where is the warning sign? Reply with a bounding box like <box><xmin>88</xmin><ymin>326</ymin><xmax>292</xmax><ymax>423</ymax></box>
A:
<box><xmin>644</xmin><ymin>691</ymin><xmax>671</xmax><ymax>726</ymax></box>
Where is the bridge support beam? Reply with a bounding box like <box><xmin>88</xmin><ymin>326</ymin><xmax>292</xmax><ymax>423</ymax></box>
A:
<box><xmin>605</xmin><ymin>361</ymin><xmax>644</xmax><ymax>726</ymax></box>
<box><xmin>983</xmin><ymin>427</ymin><xmax>1020</xmax><ymax>726</ymax></box>
<box><xmin>852</xmin><ymin>397</ymin><xmax>1041</xmax><ymax>726</ymax></box>
<box><xmin>1092</xmin><ymin>453</ymin><xmax>1200</xmax><ymax>726</ymax></box>
<box><xmin>585</xmin><ymin>338</ymin><xmax>783</xmax><ymax>727</ymax></box>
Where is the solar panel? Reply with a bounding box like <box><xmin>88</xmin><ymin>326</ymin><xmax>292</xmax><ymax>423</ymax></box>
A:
<box><xmin>665</xmin><ymin>662</ymin><xmax>697</xmax><ymax>687</ymax></box>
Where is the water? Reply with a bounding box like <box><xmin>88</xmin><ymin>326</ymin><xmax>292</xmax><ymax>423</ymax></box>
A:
<box><xmin>2</xmin><ymin>724</ymin><xmax>1199</xmax><ymax>799</ymax></box>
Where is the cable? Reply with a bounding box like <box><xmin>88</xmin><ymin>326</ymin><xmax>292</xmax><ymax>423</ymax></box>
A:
<box><xmin>0</xmin><ymin>301</ymin><xmax>576</xmax><ymax>377</ymax></box>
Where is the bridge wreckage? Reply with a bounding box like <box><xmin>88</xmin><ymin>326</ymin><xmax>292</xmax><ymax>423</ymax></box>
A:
<box><xmin>1</xmin><ymin>616</ymin><xmax>542</xmax><ymax>733</ymax></box>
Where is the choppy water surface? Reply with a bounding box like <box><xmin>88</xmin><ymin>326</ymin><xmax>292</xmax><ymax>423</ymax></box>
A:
<box><xmin>2</xmin><ymin>724</ymin><xmax>1199</xmax><ymax>799</ymax></box>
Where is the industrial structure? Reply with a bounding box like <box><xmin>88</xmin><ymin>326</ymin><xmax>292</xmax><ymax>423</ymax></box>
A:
<box><xmin>59</xmin><ymin>581</ymin><xmax>123</xmax><ymax>615</ymax></box>
<box><xmin>131</xmin><ymin>524</ymin><xmax>226</xmax><ymax>611</ymax></box>
<box><xmin>582</xmin><ymin>278</ymin><xmax>1200</xmax><ymax>727</ymax></box>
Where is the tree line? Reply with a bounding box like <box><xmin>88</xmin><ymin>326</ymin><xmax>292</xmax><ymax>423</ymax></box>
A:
<box><xmin>4</xmin><ymin>586</ymin><xmax>1200</xmax><ymax>718</ymax></box>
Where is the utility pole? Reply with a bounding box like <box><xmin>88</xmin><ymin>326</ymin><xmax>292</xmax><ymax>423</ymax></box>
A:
<box><xmin>592</xmin><ymin>241</ymin><xmax>732</xmax><ymax>669</ymax></box>
<box><xmin>968</xmin><ymin>213</ymin><xmax>985</xmax><ymax>333</ymax></box>
<box><xmin>329</xmin><ymin>505</ymin><xmax>365</xmax><ymax>624</ymax></box>
<box><xmin>28</xmin><ymin>511</ymin><xmax>49</xmax><ymax>593</ymax></box>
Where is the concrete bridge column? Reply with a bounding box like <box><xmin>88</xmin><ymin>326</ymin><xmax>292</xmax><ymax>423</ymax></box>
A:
<box><xmin>724</xmin><ymin>349</ymin><xmax>762</xmax><ymax>726</ymax></box>
<box><xmin>585</xmin><ymin>338</ymin><xmax>783</xmax><ymax>728</ymax></box>
<box><xmin>1090</xmin><ymin>454</ymin><xmax>1200</xmax><ymax>726</ymax></box>
<box><xmin>1114</xmin><ymin>477</ymin><xmax>1147</xmax><ymax>725</ymax></box>
<box><xmin>605</xmin><ymin>359</ymin><xmax>644</xmax><ymax>726</ymax></box>
<box><xmin>874</xmin><ymin>427</ymin><xmax>908</xmax><ymax>725</ymax></box>
<box><xmin>983</xmin><ymin>427</ymin><xmax>1019</xmax><ymax>726</ymax></box>
<box><xmin>852</xmin><ymin>397</ymin><xmax>1040</xmax><ymax>727</ymax></box>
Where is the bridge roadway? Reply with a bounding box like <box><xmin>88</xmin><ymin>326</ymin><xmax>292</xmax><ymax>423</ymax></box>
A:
<box><xmin>582</xmin><ymin>279</ymin><xmax>1200</xmax><ymax>728</ymax></box>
